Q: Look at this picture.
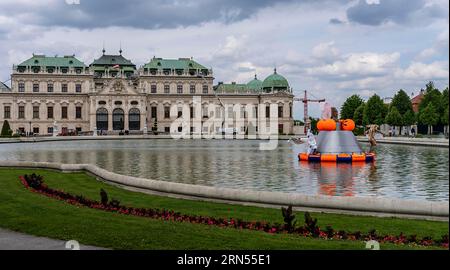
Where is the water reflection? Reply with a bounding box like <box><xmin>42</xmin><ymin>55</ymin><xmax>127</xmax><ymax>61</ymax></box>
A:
<box><xmin>0</xmin><ymin>139</ymin><xmax>448</xmax><ymax>201</ymax></box>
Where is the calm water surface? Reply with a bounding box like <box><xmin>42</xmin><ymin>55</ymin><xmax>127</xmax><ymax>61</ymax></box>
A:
<box><xmin>0</xmin><ymin>139</ymin><xmax>448</xmax><ymax>201</ymax></box>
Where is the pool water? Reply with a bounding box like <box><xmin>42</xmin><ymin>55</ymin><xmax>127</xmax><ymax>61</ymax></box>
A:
<box><xmin>0</xmin><ymin>139</ymin><xmax>448</xmax><ymax>202</ymax></box>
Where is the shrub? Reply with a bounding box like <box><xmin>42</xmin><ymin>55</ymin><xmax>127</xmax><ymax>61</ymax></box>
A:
<box><xmin>23</xmin><ymin>174</ymin><xmax>44</xmax><ymax>189</ymax></box>
<box><xmin>281</xmin><ymin>205</ymin><xmax>296</xmax><ymax>233</ymax></box>
<box><xmin>1</xmin><ymin>120</ymin><xmax>12</xmax><ymax>137</ymax></box>
<box><xmin>100</xmin><ymin>189</ymin><xmax>108</xmax><ymax>205</ymax></box>
<box><xmin>304</xmin><ymin>212</ymin><xmax>320</xmax><ymax>237</ymax></box>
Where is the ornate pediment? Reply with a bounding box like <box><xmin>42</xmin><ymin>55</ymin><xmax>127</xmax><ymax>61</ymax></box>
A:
<box><xmin>95</xmin><ymin>78</ymin><xmax>141</xmax><ymax>96</ymax></box>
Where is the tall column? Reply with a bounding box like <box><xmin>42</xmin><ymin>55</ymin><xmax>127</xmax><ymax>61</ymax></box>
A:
<box><xmin>108</xmin><ymin>111</ymin><xmax>113</xmax><ymax>131</ymax></box>
<box><xmin>124</xmin><ymin>111</ymin><xmax>129</xmax><ymax>130</ymax></box>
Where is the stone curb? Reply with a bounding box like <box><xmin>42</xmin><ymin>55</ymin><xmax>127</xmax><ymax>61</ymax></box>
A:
<box><xmin>1</xmin><ymin>161</ymin><xmax>448</xmax><ymax>218</ymax></box>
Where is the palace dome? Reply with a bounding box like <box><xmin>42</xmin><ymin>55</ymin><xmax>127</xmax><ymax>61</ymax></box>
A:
<box><xmin>246</xmin><ymin>75</ymin><xmax>263</xmax><ymax>91</ymax></box>
<box><xmin>262</xmin><ymin>68</ymin><xmax>289</xmax><ymax>91</ymax></box>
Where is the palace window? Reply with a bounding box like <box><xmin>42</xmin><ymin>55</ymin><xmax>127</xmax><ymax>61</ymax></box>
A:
<box><xmin>4</xmin><ymin>106</ymin><xmax>10</xmax><ymax>119</ymax></box>
<box><xmin>177</xmin><ymin>84</ymin><xmax>183</xmax><ymax>94</ymax></box>
<box><xmin>130</xmin><ymin>101</ymin><xmax>139</xmax><ymax>105</ymax></box>
<box><xmin>290</xmin><ymin>105</ymin><xmax>292</xmax><ymax>118</ymax></box>
<box><xmin>47</xmin><ymin>127</ymin><xmax>53</xmax><ymax>134</ymax></box>
<box><xmin>266</xmin><ymin>105</ymin><xmax>270</xmax><ymax>118</ymax></box>
<box><xmin>177</xmin><ymin>108</ymin><xmax>182</xmax><ymax>118</ymax></box>
<box><xmin>33</xmin><ymin>83</ymin><xmax>39</xmax><ymax>93</ymax></box>
<box><xmin>190</xmin><ymin>85</ymin><xmax>196</xmax><ymax>94</ymax></box>
<box><xmin>202</xmin><ymin>85</ymin><xmax>208</xmax><ymax>94</ymax></box>
<box><xmin>18</xmin><ymin>106</ymin><xmax>25</xmax><ymax>119</ymax></box>
<box><xmin>33</xmin><ymin>127</ymin><xmax>39</xmax><ymax>134</ymax></box>
<box><xmin>61</xmin><ymin>106</ymin><xmax>68</xmax><ymax>119</ymax></box>
<box><xmin>33</xmin><ymin>106</ymin><xmax>40</xmax><ymax>119</ymax></box>
<box><xmin>164</xmin><ymin>106</ymin><xmax>170</xmax><ymax>119</ymax></box>
<box><xmin>151</xmin><ymin>106</ymin><xmax>157</xmax><ymax>119</ymax></box>
<box><xmin>114</xmin><ymin>101</ymin><xmax>123</xmax><ymax>105</ymax></box>
<box><xmin>47</xmin><ymin>106</ymin><xmax>54</xmax><ymax>119</ymax></box>
<box><xmin>61</xmin><ymin>68</ymin><xmax>68</xmax><ymax>74</ymax></box>
<box><xmin>164</xmin><ymin>85</ymin><xmax>170</xmax><ymax>94</ymax></box>
<box><xmin>18</xmin><ymin>83</ymin><xmax>25</xmax><ymax>92</ymax></box>
<box><xmin>75</xmin><ymin>84</ymin><xmax>82</xmax><ymax>93</ymax></box>
<box><xmin>47</xmin><ymin>83</ymin><xmax>53</xmax><ymax>93</ymax></box>
<box><xmin>98</xmin><ymin>101</ymin><xmax>107</xmax><ymax>105</ymax></box>
<box><xmin>76</xmin><ymin>106</ymin><xmax>82</xmax><ymax>119</ymax></box>
<box><xmin>190</xmin><ymin>106</ymin><xmax>194</xmax><ymax>119</ymax></box>
<box><xmin>278</xmin><ymin>106</ymin><xmax>283</xmax><ymax>118</ymax></box>
<box><xmin>151</xmin><ymin>84</ymin><xmax>157</xmax><ymax>93</ymax></box>
<box><xmin>62</xmin><ymin>84</ymin><xmax>68</xmax><ymax>93</ymax></box>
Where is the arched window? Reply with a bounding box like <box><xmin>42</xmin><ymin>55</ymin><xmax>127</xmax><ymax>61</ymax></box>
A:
<box><xmin>96</xmin><ymin>108</ymin><xmax>108</xmax><ymax>131</ymax></box>
<box><xmin>113</xmin><ymin>108</ymin><xmax>124</xmax><ymax>130</ymax></box>
<box><xmin>129</xmin><ymin>108</ymin><xmax>140</xmax><ymax>131</ymax></box>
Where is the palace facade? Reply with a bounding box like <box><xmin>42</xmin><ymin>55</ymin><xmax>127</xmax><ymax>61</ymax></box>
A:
<box><xmin>0</xmin><ymin>50</ymin><xmax>294</xmax><ymax>136</ymax></box>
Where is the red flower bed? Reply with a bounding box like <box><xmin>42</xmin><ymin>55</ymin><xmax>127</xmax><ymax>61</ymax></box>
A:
<box><xmin>20</xmin><ymin>174</ymin><xmax>449</xmax><ymax>248</ymax></box>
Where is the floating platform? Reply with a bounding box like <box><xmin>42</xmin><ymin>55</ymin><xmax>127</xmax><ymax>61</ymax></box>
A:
<box><xmin>298</xmin><ymin>152</ymin><xmax>375</xmax><ymax>162</ymax></box>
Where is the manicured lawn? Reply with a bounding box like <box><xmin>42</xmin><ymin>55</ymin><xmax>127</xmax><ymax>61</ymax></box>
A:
<box><xmin>0</xmin><ymin>168</ymin><xmax>448</xmax><ymax>250</ymax></box>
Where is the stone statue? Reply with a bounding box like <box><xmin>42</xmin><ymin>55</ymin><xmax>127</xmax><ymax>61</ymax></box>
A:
<box><xmin>365</xmin><ymin>124</ymin><xmax>385</xmax><ymax>153</ymax></box>
<box><xmin>52</xmin><ymin>120</ymin><xmax>58</xmax><ymax>137</ymax></box>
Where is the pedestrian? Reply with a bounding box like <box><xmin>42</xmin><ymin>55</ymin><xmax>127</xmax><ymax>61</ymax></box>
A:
<box><xmin>411</xmin><ymin>127</ymin><xmax>415</xmax><ymax>137</ymax></box>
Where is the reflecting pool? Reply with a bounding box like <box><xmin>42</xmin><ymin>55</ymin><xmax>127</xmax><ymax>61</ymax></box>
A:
<box><xmin>0</xmin><ymin>139</ymin><xmax>448</xmax><ymax>201</ymax></box>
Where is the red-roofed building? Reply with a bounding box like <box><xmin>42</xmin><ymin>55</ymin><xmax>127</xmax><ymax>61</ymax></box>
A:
<box><xmin>411</xmin><ymin>89</ymin><xmax>425</xmax><ymax>113</ymax></box>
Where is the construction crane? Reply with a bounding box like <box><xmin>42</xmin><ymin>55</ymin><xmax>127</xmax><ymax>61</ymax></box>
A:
<box><xmin>294</xmin><ymin>90</ymin><xmax>325</xmax><ymax>133</ymax></box>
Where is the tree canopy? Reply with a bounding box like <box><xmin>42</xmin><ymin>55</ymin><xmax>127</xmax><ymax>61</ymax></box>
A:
<box><xmin>419</xmin><ymin>103</ymin><xmax>439</xmax><ymax>127</ymax></box>
<box><xmin>353</xmin><ymin>104</ymin><xmax>365</xmax><ymax>126</ymax></box>
<box><xmin>385</xmin><ymin>107</ymin><xmax>403</xmax><ymax>127</ymax></box>
<box><xmin>390</xmin><ymin>89</ymin><xmax>413</xmax><ymax>115</ymax></box>
<box><xmin>340</xmin><ymin>95</ymin><xmax>364</xmax><ymax>120</ymax></box>
<box><xmin>402</xmin><ymin>110</ymin><xmax>416</xmax><ymax>126</ymax></box>
<box><xmin>363</xmin><ymin>94</ymin><xmax>387</xmax><ymax>125</ymax></box>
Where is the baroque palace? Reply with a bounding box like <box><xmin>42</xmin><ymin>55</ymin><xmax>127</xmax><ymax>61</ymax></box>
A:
<box><xmin>0</xmin><ymin>49</ymin><xmax>294</xmax><ymax>136</ymax></box>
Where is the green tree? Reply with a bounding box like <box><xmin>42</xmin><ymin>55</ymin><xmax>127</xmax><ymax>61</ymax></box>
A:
<box><xmin>390</xmin><ymin>89</ymin><xmax>413</xmax><ymax>115</ymax></box>
<box><xmin>309</xmin><ymin>117</ymin><xmax>319</xmax><ymax>134</ymax></box>
<box><xmin>442</xmin><ymin>106</ymin><xmax>449</xmax><ymax>137</ymax></box>
<box><xmin>402</xmin><ymin>110</ymin><xmax>416</xmax><ymax>135</ymax></box>
<box><xmin>385</xmin><ymin>107</ymin><xmax>403</xmax><ymax>135</ymax></box>
<box><xmin>353</xmin><ymin>104</ymin><xmax>365</xmax><ymax>126</ymax></box>
<box><xmin>1</xmin><ymin>120</ymin><xmax>12</xmax><ymax>137</ymax></box>
<box><xmin>419</xmin><ymin>81</ymin><xmax>443</xmax><ymax>124</ymax></box>
<box><xmin>363</xmin><ymin>94</ymin><xmax>387</xmax><ymax>126</ymax></box>
<box><xmin>389</xmin><ymin>89</ymin><xmax>414</xmax><ymax>134</ymax></box>
<box><xmin>340</xmin><ymin>95</ymin><xmax>364</xmax><ymax>119</ymax></box>
<box><xmin>419</xmin><ymin>103</ymin><xmax>439</xmax><ymax>135</ymax></box>
<box><xmin>442</xmin><ymin>87</ymin><xmax>449</xmax><ymax>136</ymax></box>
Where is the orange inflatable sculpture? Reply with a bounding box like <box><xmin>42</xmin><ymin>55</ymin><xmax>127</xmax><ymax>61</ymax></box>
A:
<box><xmin>299</xmin><ymin>118</ymin><xmax>374</xmax><ymax>163</ymax></box>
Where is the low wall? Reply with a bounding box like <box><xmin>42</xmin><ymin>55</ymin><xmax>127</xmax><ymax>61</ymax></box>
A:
<box><xmin>1</xmin><ymin>161</ymin><xmax>448</xmax><ymax>219</ymax></box>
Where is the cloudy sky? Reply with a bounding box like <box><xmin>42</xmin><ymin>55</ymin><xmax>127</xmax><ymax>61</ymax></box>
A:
<box><xmin>0</xmin><ymin>0</ymin><xmax>448</xmax><ymax>118</ymax></box>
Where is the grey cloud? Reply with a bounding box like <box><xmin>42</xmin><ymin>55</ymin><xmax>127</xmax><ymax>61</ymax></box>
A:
<box><xmin>329</xmin><ymin>18</ymin><xmax>344</xmax><ymax>24</ymax></box>
<box><xmin>0</xmin><ymin>0</ymin><xmax>295</xmax><ymax>30</ymax></box>
<box><xmin>346</xmin><ymin>0</ymin><xmax>447</xmax><ymax>26</ymax></box>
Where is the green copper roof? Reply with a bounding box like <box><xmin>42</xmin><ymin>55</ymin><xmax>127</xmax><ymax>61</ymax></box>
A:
<box><xmin>143</xmin><ymin>57</ymin><xmax>208</xmax><ymax>70</ymax></box>
<box><xmin>90</xmin><ymin>54</ymin><xmax>136</xmax><ymax>68</ymax></box>
<box><xmin>17</xmin><ymin>55</ymin><xmax>86</xmax><ymax>67</ymax></box>
<box><xmin>214</xmin><ymin>83</ymin><xmax>260</xmax><ymax>94</ymax></box>
<box><xmin>246</xmin><ymin>75</ymin><xmax>263</xmax><ymax>91</ymax></box>
<box><xmin>262</xmin><ymin>69</ymin><xmax>289</xmax><ymax>90</ymax></box>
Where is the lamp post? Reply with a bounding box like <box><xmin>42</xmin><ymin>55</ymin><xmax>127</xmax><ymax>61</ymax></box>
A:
<box><xmin>197</xmin><ymin>73</ymin><xmax>225</xmax><ymax>136</ymax></box>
